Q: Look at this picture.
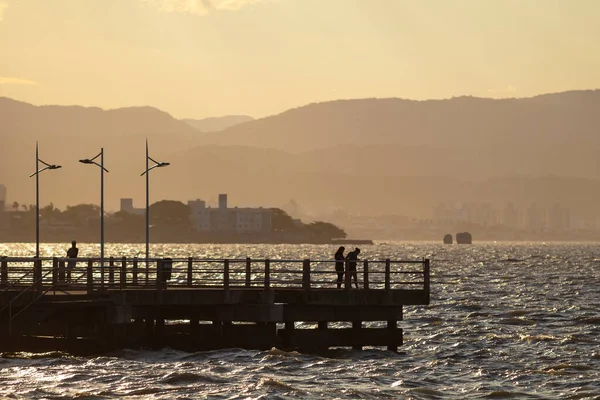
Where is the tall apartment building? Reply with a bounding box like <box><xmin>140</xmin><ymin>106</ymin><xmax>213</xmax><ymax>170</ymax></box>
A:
<box><xmin>547</xmin><ymin>204</ymin><xmax>571</xmax><ymax>230</ymax></box>
<box><xmin>503</xmin><ymin>202</ymin><xmax>520</xmax><ymax>228</ymax></box>
<box><xmin>188</xmin><ymin>194</ymin><xmax>272</xmax><ymax>233</ymax></box>
<box><xmin>525</xmin><ymin>203</ymin><xmax>545</xmax><ymax>230</ymax></box>
<box><xmin>0</xmin><ymin>184</ymin><xmax>7</xmax><ymax>229</ymax></box>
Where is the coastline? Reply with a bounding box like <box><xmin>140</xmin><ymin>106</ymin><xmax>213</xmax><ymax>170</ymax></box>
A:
<box><xmin>0</xmin><ymin>232</ymin><xmax>374</xmax><ymax>245</ymax></box>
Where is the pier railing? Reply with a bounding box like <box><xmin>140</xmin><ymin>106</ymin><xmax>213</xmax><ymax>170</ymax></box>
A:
<box><xmin>0</xmin><ymin>256</ymin><xmax>430</xmax><ymax>294</ymax></box>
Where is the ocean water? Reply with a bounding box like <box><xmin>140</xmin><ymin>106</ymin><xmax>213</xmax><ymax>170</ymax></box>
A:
<box><xmin>1</xmin><ymin>242</ymin><xmax>599</xmax><ymax>399</ymax></box>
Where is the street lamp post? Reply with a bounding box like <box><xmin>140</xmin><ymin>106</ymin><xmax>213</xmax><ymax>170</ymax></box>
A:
<box><xmin>141</xmin><ymin>139</ymin><xmax>170</xmax><ymax>261</ymax></box>
<box><xmin>79</xmin><ymin>148</ymin><xmax>109</xmax><ymax>265</ymax></box>
<box><xmin>29</xmin><ymin>141</ymin><xmax>62</xmax><ymax>258</ymax></box>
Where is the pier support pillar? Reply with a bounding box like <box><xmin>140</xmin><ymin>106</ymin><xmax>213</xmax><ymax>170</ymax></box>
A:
<box><xmin>387</xmin><ymin>320</ymin><xmax>398</xmax><ymax>352</ymax></box>
<box><xmin>212</xmin><ymin>320</ymin><xmax>223</xmax><ymax>337</ymax></box>
<box><xmin>284</xmin><ymin>321</ymin><xmax>294</xmax><ymax>348</ymax></box>
<box><xmin>66</xmin><ymin>323</ymin><xmax>77</xmax><ymax>340</ymax></box>
<box><xmin>1</xmin><ymin>257</ymin><xmax>7</xmax><ymax>285</ymax></box>
<box><xmin>317</xmin><ymin>321</ymin><xmax>328</xmax><ymax>350</ymax></box>
<box><xmin>156</xmin><ymin>317</ymin><xmax>165</xmax><ymax>337</ymax></box>
<box><xmin>145</xmin><ymin>318</ymin><xmax>154</xmax><ymax>336</ymax></box>
<box><xmin>352</xmin><ymin>321</ymin><xmax>362</xmax><ymax>351</ymax></box>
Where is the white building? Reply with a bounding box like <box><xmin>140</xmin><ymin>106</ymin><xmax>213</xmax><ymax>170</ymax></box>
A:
<box><xmin>188</xmin><ymin>194</ymin><xmax>272</xmax><ymax>233</ymax></box>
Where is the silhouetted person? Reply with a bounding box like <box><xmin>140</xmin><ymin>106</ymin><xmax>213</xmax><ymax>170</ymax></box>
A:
<box><xmin>345</xmin><ymin>247</ymin><xmax>360</xmax><ymax>289</ymax></box>
<box><xmin>334</xmin><ymin>246</ymin><xmax>345</xmax><ymax>289</ymax></box>
<box><xmin>66</xmin><ymin>240</ymin><xmax>78</xmax><ymax>283</ymax></box>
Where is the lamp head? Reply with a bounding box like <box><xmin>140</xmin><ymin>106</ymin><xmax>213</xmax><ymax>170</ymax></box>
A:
<box><xmin>79</xmin><ymin>159</ymin><xmax>93</xmax><ymax>164</ymax></box>
<box><xmin>158</xmin><ymin>162</ymin><xmax>170</xmax><ymax>167</ymax></box>
<box><xmin>49</xmin><ymin>165</ymin><xmax>62</xmax><ymax>170</ymax></box>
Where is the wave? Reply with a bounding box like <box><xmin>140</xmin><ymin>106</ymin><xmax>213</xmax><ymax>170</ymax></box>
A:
<box><xmin>160</xmin><ymin>371</ymin><xmax>227</xmax><ymax>385</ymax></box>
<box><xmin>0</xmin><ymin>351</ymin><xmax>74</xmax><ymax>359</ymax></box>
<box><xmin>255</xmin><ymin>377</ymin><xmax>301</xmax><ymax>393</ymax></box>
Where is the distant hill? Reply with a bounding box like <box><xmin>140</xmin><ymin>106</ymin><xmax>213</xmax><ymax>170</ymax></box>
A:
<box><xmin>0</xmin><ymin>97</ymin><xmax>203</xmax><ymax>212</ymax></box>
<box><xmin>2</xmin><ymin>92</ymin><xmax>600</xmax><ymax>226</ymax></box>
<box><xmin>200</xmin><ymin>90</ymin><xmax>600</xmax><ymax>153</ymax></box>
<box><xmin>182</xmin><ymin>115</ymin><xmax>254</xmax><ymax>132</ymax></box>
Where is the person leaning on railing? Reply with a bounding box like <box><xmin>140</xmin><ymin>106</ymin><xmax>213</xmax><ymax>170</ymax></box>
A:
<box><xmin>345</xmin><ymin>247</ymin><xmax>360</xmax><ymax>289</ymax></box>
<box><xmin>334</xmin><ymin>246</ymin><xmax>346</xmax><ymax>289</ymax></box>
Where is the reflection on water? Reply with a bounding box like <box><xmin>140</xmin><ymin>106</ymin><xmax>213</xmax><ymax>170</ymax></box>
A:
<box><xmin>1</xmin><ymin>242</ymin><xmax>600</xmax><ymax>399</ymax></box>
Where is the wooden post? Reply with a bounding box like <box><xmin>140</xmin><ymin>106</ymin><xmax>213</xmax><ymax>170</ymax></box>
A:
<box><xmin>109</xmin><ymin>257</ymin><xmax>115</xmax><ymax>287</ymax></box>
<box><xmin>285</xmin><ymin>321</ymin><xmax>294</xmax><ymax>348</ymax></box>
<box><xmin>424</xmin><ymin>258</ymin><xmax>430</xmax><ymax>304</ymax></box>
<box><xmin>33</xmin><ymin>259</ymin><xmax>42</xmax><ymax>293</ymax></box>
<box><xmin>363</xmin><ymin>260</ymin><xmax>369</xmax><ymax>290</ymax></box>
<box><xmin>318</xmin><ymin>321</ymin><xmax>327</xmax><ymax>350</ymax></box>
<box><xmin>224</xmin><ymin>259</ymin><xmax>230</xmax><ymax>290</ymax></box>
<box><xmin>101</xmin><ymin>258</ymin><xmax>105</xmax><ymax>291</ymax></box>
<box><xmin>52</xmin><ymin>257</ymin><xmax>58</xmax><ymax>286</ymax></box>
<box><xmin>145</xmin><ymin>318</ymin><xmax>154</xmax><ymax>337</ymax></box>
<box><xmin>387</xmin><ymin>320</ymin><xmax>397</xmax><ymax>352</ymax></box>
<box><xmin>190</xmin><ymin>317</ymin><xmax>199</xmax><ymax>335</ymax></box>
<box><xmin>385</xmin><ymin>259</ymin><xmax>391</xmax><ymax>291</ymax></box>
<box><xmin>187</xmin><ymin>256</ymin><xmax>193</xmax><ymax>287</ymax></box>
<box><xmin>352</xmin><ymin>320</ymin><xmax>362</xmax><ymax>350</ymax></box>
<box><xmin>302</xmin><ymin>259</ymin><xmax>310</xmax><ymax>290</ymax></box>
<box><xmin>0</xmin><ymin>257</ymin><xmax>7</xmax><ymax>285</ymax></box>
<box><xmin>132</xmin><ymin>257</ymin><xmax>138</xmax><ymax>286</ymax></box>
<box><xmin>156</xmin><ymin>259</ymin><xmax>164</xmax><ymax>290</ymax></box>
<box><xmin>87</xmin><ymin>260</ymin><xmax>94</xmax><ymax>295</ymax></box>
<box><xmin>58</xmin><ymin>260</ymin><xmax>66</xmax><ymax>283</ymax></box>
<box><xmin>245</xmin><ymin>257</ymin><xmax>251</xmax><ymax>287</ymax></box>
<box><xmin>264</xmin><ymin>259</ymin><xmax>270</xmax><ymax>288</ymax></box>
<box><xmin>120</xmin><ymin>256</ymin><xmax>127</xmax><ymax>289</ymax></box>
<box><xmin>345</xmin><ymin>260</ymin><xmax>351</xmax><ymax>290</ymax></box>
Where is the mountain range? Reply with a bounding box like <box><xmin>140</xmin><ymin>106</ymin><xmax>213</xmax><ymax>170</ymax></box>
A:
<box><xmin>182</xmin><ymin>115</ymin><xmax>254</xmax><ymax>133</ymax></box>
<box><xmin>1</xmin><ymin>91</ymin><xmax>600</xmax><ymax>227</ymax></box>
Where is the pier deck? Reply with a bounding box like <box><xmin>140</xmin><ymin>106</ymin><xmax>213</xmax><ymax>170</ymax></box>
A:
<box><xmin>0</xmin><ymin>256</ymin><xmax>430</xmax><ymax>353</ymax></box>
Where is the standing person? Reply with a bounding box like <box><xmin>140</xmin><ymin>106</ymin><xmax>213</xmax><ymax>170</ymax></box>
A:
<box><xmin>66</xmin><ymin>240</ymin><xmax>79</xmax><ymax>283</ymax></box>
<box><xmin>345</xmin><ymin>247</ymin><xmax>361</xmax><ymax>289</ymax></box>
<box><xmin>334</xmin><ymin>246</ymin><xmax>346</xmax><ymax>289</ymax></box>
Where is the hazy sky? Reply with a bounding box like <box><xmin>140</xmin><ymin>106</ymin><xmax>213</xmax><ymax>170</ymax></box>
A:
<box><xmin>1</xmin><ymin>0</ymin><xmax>599</xmax><ymax>118</ymax></box>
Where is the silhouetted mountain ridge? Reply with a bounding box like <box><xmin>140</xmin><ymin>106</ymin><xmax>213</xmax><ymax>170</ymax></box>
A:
<box><xmin>2</xmin><ymin>92</ymin><xmax>600</xmax><ymax>225</ymax></box>
<box><xmin>183</xmin><ymin>115</ymin><xmax>254</xmax><ymax>132</ymax></box>
<box><xmin>0</xmin><ymin>97</ymin><xmax>198</xmax><ymax>139</ymax></box>
<box><xmin>201</xmin><ymin>90</ymin><xmax>600</xmax><ymax>152</ymax></box>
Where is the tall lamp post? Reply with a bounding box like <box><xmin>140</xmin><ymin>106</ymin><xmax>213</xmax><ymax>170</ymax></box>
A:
<box><xmin>29</xmin><ymin>141</ymin><xmax>62</xmax><ymax>258</ymax></box>
<box><xmin>141</xmin><ymin>139</ymin><xmax>170</xmax><ymax>261</ymax></box>
<box><xmin>79</xmin><ymin>148</ymin><xmax>109</xmax><ymax>265</ymax></box>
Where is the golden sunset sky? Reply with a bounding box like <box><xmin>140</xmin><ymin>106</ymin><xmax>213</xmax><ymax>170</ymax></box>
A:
<box><xmin>0</xmin><ymin>0</ymin><xmax>599</xmax><ymax>118</ymax></box>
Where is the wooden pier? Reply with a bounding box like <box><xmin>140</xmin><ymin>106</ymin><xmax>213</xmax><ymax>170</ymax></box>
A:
<box><xmin>0</xmin><ymin>256</ymin><xmax>430</xmax><ymax>354</ymax></box>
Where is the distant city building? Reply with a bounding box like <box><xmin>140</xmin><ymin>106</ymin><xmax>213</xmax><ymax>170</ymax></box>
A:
<box><xmin>547</xmin><ymin>203</ymin><xmax>571</xmax><ymax>230</ymax></box>
<box><xmin>188</xmin><ymin>199</ymin><xmax>210</xmax><ymax>231</ymax></box>
<box><xmin>188</xmin><ymin>194</ymin><xmax>272</xmax><ymax>234</ymax></box>
<box><xmin>0</xmin><ymin>185</ymin><xmax>7</xmax><ymax>229</ymax></box>
<box><xmin>525</xmin><ymin>203</ymin><xmax>545</xmax><ymax>230</ymax></box>
<box><xmin>119</xmin><ymin>198</ymin><xmax>144</xmax><ymax>215</ymax></box>
<box><xmin>474</xmin><ymin>203</ymin><xmax>496</xmax><ymax>226</ymax></box>
<box><xmin>503</xmin><ymin>203</ymin><xmax>520</xmax><ymax>228</ymax></box>
<box><xmin>433</xmin><ymin>202</ymin><xmax>468</xmax><ymax>224</ymax></box>
<box><xmin>0</xmin><ymin>184</ymin><xmax>10</xmax><ymax>230</ymax></box>
<box><xmin>0</xmin><ymin>206</ymin><xmax>7</xmax><ymax>229</ymax></box>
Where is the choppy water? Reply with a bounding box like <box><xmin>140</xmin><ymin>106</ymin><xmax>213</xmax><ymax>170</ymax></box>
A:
<box><xmin>1</xmin><ymin>242</ymin><xmax>600</xmax><ymax>399</ymax></box>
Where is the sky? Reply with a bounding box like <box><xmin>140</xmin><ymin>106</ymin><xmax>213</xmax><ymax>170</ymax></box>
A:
<box><xmin>1</xmin><ymin>0</ymin><xmax>599</xmax><ymax>119</ymax></box>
